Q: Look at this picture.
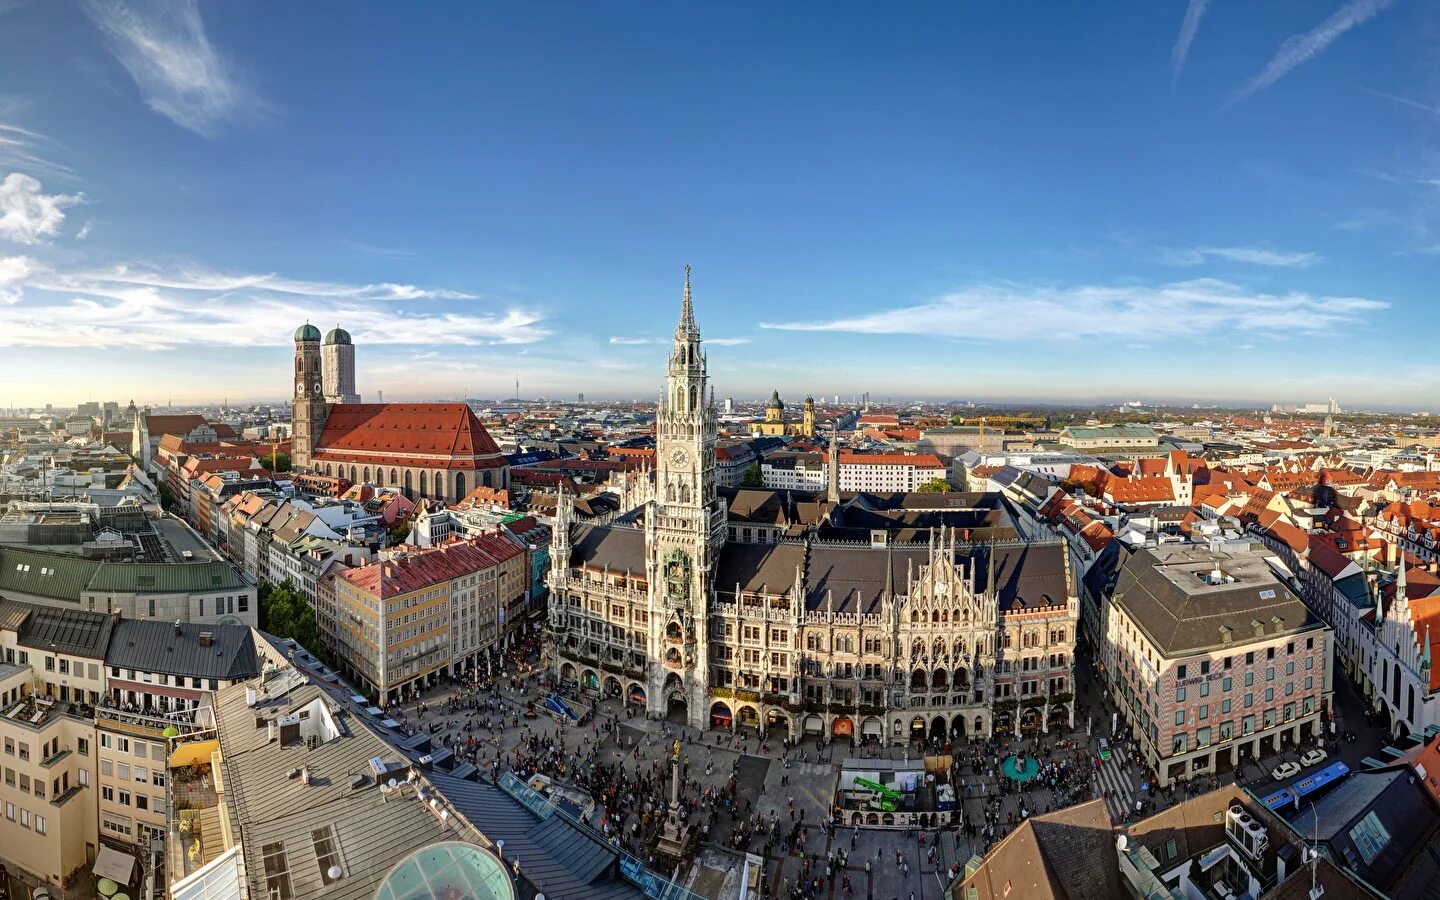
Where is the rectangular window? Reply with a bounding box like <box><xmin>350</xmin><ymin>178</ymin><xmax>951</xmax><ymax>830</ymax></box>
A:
<box><xmin>1175</xmin><ymin>710</ymin><xmax>1185</xmax><ymax>726</ymax></box>
<box><xmin>313</xmin><ymin>825</ymin><xmax>344</xmax><ymax>885</ymax></box>
<box><xmin>1176</xmin><ymin>686</ymin><xmax>1186</xmax><ymax>702</ymax></box>
<box><xmin>262</xmin><ymin>842</ymin><xmax>294</xmax><ymax>900</ymax></box>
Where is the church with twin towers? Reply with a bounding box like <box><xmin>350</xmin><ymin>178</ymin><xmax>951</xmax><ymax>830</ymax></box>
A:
<box><xmin>289</xmin><ymin>323</ymin><xmax>510</xmax><ymax>503</ymax></box>
<box><xmin>547</xmin><ymin>267</ymin><xmax>1078</xmax><ymax>745</ymax></box>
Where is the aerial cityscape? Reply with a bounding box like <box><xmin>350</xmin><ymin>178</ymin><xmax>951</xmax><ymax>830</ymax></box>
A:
<box><xmin>1</xmin><ymin>2</ymin><xmax>1437</xmax><ymax>900</ymax></box>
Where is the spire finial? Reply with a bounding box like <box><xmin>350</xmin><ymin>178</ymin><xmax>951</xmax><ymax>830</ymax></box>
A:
<box><xmin>677</xmin><ymin>264</ymin><xmax>697</xmax><ymax>337</ymax></box>
<box><xmin>1425</xmin><ymin>625</ymin><xmax>1432</xmax><ymax>670</ymax></box>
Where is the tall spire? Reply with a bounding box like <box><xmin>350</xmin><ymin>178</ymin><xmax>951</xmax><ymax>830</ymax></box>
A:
<box><xmin>1398</xmin><ymin>554</ymin><xmax>1409</xmax><ymax>607</ymax></box>
<box><xmin>1424</xmin><ymin>625</ymin><xmax>1432</xmax><ymax>671</ymax></box>
<box><xmin>677</xmin><ymin>264</ymin><xmax>698</xmax><ymax>338</ymax></box>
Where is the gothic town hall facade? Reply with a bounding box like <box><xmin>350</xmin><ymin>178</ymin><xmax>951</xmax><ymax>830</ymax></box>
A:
<box><xmin>547</xmin><ymin>269</ymin><xmax>1078</xmax><ymax>745</ymax></box>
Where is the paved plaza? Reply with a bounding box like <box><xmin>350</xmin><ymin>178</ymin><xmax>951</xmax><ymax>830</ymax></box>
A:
<box><xmin>297</xmin><ymin>635</ymin><xmax>1394</xmax><ymax>900</ymax></box>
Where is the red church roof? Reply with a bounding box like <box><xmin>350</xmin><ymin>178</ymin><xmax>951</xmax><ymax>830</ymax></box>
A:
<box><xmin>314</xmin><ymin>403</ymin><xmax>504</xmax><ymax>470</ymax></box>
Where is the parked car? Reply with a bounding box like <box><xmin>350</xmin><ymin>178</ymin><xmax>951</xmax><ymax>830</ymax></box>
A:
<box><xmin>1300</xmin><ymin>748</ymin><xmax>1327</xmax><ymax>767</ymax></box>
<box><xmin>1271</xmin><ymin>761</ymin><xmax>1301</xmax><ymax>781</ymax></box>
<box><xmin>1097</xmin><ymin>738</ymin><xmax>1112</xmax><ymax>761</ymax></box>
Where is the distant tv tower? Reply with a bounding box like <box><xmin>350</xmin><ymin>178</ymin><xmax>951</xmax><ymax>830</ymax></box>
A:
<box><xmin>515</xmin><ymin>374</ymin><xmax>520</xmax><ymax>402</ymax></box>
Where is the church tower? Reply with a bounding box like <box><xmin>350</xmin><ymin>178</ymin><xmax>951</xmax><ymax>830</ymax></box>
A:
<box><xmin>291</xmin><ymin>323</ymin><xmax>329</xmax><ymax>470</ymax></box>
<box><xmin>646</xmin><ymin>265</ymin><xmax>724</xmax><ymax>728</ymax></box>
<box><xmin>802</xmin><ymin>394</ymin><xmax>816</xmax><ymax>438</ymax></box>
<box><xmin>322</xmin><ymin>326</ymin><xmax>360</xmax><ymax>404</ymax></box>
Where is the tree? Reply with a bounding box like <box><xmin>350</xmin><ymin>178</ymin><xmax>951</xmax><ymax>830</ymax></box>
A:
<box><xmin>261</xmin><ymin>451</ymin><xmax>291</xmax><ymax>472</ymax></box>
<box><xmin>157</xmin><ymin>483</ymin><xmax>175</xmax><ymax>511</ymax></box>
<box><xmin>740</xmin><ymin>464</ymin><xmax>764</xmax><ymax>488</ymax></box>
<box><xmin>917</xmin><ymin>477</ymin><xmax>952</xmax><ymax>493</ymax></box>
<box><xmin>389</xmin><ymin>520</ymin><xmax>412</xmax><ymax>546</ymax></box>
<box><xmin>259</xmin><ymin>579</ymin><xmax>319</xmax><ymax>651</ymax></box>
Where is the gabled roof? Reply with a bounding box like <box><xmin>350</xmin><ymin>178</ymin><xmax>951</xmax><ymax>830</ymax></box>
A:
<box><xmin>0</xmin><ymin>598</ymin><xmax>113</xmax><ymax>657</ymax></box>
<box><xmin>315</xmin><ymin>403</ymin><xmax>503</xmax><ymax>468</ymax></box>
<box><xmin>106</xmin><ymin>619</ymin><xmax>258</xmax><ymax>680</ymax></box>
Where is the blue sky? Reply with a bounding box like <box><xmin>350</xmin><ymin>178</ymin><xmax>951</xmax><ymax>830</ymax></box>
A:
<box><xmin>0</xmin><ymin>1</ymin><xmax>1436</xmax><ymax>409</ymax></box>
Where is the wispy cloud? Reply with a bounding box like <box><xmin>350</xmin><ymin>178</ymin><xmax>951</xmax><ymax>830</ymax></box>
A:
<box><xmin>0</xmin><ymin>173</ymin><xmax>85</xmax><ymax>244</ymax></box>
<box><xmin>1228</xmin><ymin>0</ymin><xmax>1396</xmax><ymax>107</ymax></box>
<box><xmin>610</xmin><ymin>335</ymin><xmax>749</xmax><ymax>346</ymax></box>
<box><xmin>83</xmin><ymin>0</ymin><xmax>265</xmax><ymax>136</ymax></box>
<box><xmin>1170</xmin><ymin>0</ymin><xmax>1209</xmax><ymax>87</ymax></box>
<box><xmin>50</xmin><ymin>263</ymin><xmax>474</xmax><ymax>301</ymax></box>
<box><xmin>1359</xmin><ymin>86</ymin><xmax>1440</xmax><ymax>117</ymax></box>
<box><xmin>339</xmin><ymin>237</ymin><xmax>417</xmax><ymax>259</ymax></box>
<box><xmin>0</xmin><ymin>123</ymin><xmax>75</xmax><ymax>181</ymax></box>
<box><xmin>705</xmin><ymin>337</ymin><xmax>751</xmax><ymax>346</ymax></box>
<box><xmin>609</xmin><ymin>336</ymin><xmax>654</xmax><ymax>345</ymax></box>
<box><xmin>1160</xmin><ymin>245</ymin><xmax>1322</xmax><ymax>267</ymax></box>
<box><xmin>761</xmin><ymin>278</ymin><xmax>1386</xmax><ymax>342</ymax></box>
<box><xmin>0</xmin><ymin>258</ymin><xmax>547</xmax><ymax>350</ymax></box>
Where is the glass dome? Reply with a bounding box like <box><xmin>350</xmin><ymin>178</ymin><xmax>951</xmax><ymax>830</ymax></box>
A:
<box><xmin>374</xmin><ymin>841</ymin><xmax>515</xmax><ymax>900</ymax></box>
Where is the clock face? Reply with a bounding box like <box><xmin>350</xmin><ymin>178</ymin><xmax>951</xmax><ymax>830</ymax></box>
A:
<box><xmin>670</xmin><ymin>447</ymin><xmax>688</xmax><ymax>468</ymax></box>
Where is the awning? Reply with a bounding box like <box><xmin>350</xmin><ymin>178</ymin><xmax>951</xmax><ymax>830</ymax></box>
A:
<box><xmin>94</xmin><ymin>844</ymin><xmax>136</xmax><ymax>884</ymax></box>
<box><xmin>832</xmin><ymin>718</ymin><xmax>853</xmax><ymax>737</ymax></box>
<box><xmin>862</xmin><ymin>718</ymin><xmax>883</xmax><ymax>736</ymax></box>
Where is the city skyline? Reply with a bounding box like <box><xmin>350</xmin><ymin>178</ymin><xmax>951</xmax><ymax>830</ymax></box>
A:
<box><xmin>0</xmin><ymin>2</ymin><xmax>1436</xmax><ymax>406</ymax></box>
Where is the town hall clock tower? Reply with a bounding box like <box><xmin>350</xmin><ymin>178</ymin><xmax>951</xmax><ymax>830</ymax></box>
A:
<box><xmin>645</xmin><ymin>266</ymin><xmax>725</xmax><ymax>728</ymax></box>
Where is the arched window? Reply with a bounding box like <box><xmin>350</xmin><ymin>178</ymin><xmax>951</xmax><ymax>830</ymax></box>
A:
<box><xmin>419</xmin><ymin>470</ymin><xmax>428</xmax><ymax>497</ymax></box>
<box><xmin>404</xmin><ymin>470</ymin><xmax>413</xmax><ymax>498</ymax></box>
<box><xmin>390</xmin><ymin>468</ymin><xmax>398</xmax><ymax>485</ymax></box>
<box><xmin>362</xmin><ymin>466</ymin><xmax>370</xmax><ymax>484</ymax></box>
<box><xmin>349</xmin><ymin>465</ymin><xmax>357</xmax><ymax>483</ymax></box>
<box><xmin>455</xmin><ymin>471</ymin><xmax>466</xmax><ymax>499</ymax></box>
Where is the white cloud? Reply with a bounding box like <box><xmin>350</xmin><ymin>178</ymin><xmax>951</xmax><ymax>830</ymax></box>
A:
<box><xmin>0</xmin><ymin>257</ymin><xmax>547</xmax><ymax>350</ymax></box>
<box><xmin>1359</xmin><ymin>87</ymin><xmax>1440</xmax><ymax>117</ymax></box>
<box><xmin>1161</xmin><ymin>245</ymin><xmax>1321</xmax><ymax>267</ymax></box>
<box><xmin>611</xmin><ymin>335</ymin><xmax>748</xmax><ymax>346</ymax></box>
<box><xmin>0</xmin><ymin>123</ymin><xmax>75</xmax><ymax>181</ymax></box>
<box><xmin>0</xmin><ymin>254</ymin><xmax>31</xmax><ymax>305</ymax></box>
<box><xmin>705</xmin><ymin>337</ymin><xmax>751</xmax><ymax>346</ymax></box>
<box><xmin>46</xmin><ymin>263</ymin><xmax>474</xmax><ymax>301</ymax></box>
<box><xmin>83</xmin><ymin>0</ymin><xmax>264</xmax><ymax>136</ymax></box>
<box><xmin>0</xmin><ymin>173</ymin><xmax>84</xmax><ymax>244</ymax></box>
<box><xmin>1228</xmin><ymin>0</ymin><xmax>1396</xmax><ymax>107</ymax></box>
<box><xmin>76</xmin><ymin>221</ymin><xmax>94</xmax><ymax>240</ymax></box>
<box><xmin>609</xmin><ymin>336</ymin><xmax>654</xmax><ymax>345</ymax></box>
<box><xmin>760</xmin><ymin>278</ymin><xmax>1387</xmax><ymax>342</ymax></box>
<box><xmin>1170</xmin><ymin>0</ymin><xmax>1209</xmax><ymax>86</ymax></box>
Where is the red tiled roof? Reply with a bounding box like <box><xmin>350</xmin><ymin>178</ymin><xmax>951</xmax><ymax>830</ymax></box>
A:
<box><xmin>314</xmin><ymin>403</ymin><xmax>503</xmax><ymax>469</ymax></box>
<box><xmin>144</xmin><ymin>414</ymin><xmax>209</xmax><ymax>437</ymax></box>
<box><xmin>1264</xmin><ymin>519</ymin><xmax>1309</xmax><ymax>554</ymax></box>
<box><xmin>840</xmin><ymin>451</ymin><xmax>945</xmax><ymax>468</ymax></box>
<box><xmin>339</xmin><ymin>535</ymin><xmax>521</xmax><ymax>599</ymax></box>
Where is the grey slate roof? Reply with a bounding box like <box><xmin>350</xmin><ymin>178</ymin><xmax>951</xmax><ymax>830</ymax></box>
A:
<box><xmin>715</xmin><ymin>543</ymin><xmax>806</xmax><ymax>601</ymax></box>
<box><xmin>105</xmin><ymin>619</ymin><xmax>259</xmax><ymax>680</ymax></box>
<box><xmin>569</xmin><ymin>524</ymin><xmax>646</xmax><ymax>575</ymax></box>
<box><xmin>429</xmin><ymin>772</ymin><xmax>642</xmax><ymax>900</ymax></box>
<box><xmin>0</xmin><ymin>598</ymin><xmax>113</xmax><ymax>656</ymax></box>
<box><xmin>1110</xmin><ymin>544</ymin><xmax>1323</xmax><ymax>657</ymax></box>
<box><xmin>213</xmin><ymin>669</ymin><xmax>504</xmax><ymax>900</ymax></box>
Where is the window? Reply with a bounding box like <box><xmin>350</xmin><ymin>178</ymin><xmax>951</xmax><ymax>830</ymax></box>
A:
<box><xmin>1200</xmin><ymin>660</ymin><xmax>1210</xmax><ymax>675</ymax></box>
<box><xmin>1175</xmin><ymin>710</ymin><xmax>1185</xmax><ymax>726</ymax></box>
<box><xmin>78</xmin><ymin>768</ymin><xmax>89</xmax><ymax>787</ymax></box>
<box><xmin>119</xmin><ymin>790</ymin><xmax>131</xmax><ymax>807</ymax></box>
<box><xmin>262</xmin><ymin>842</ymin><xmax>294</xmax><ymax>900</ymax></box>
<box><xmin>101</xmin><ymin>760</ymin><xmax>113</xmax><ymax>777</ymax></box>
<box><xmin>77</xmin><ymin>737</ymin><xmax>88</xmax><ymax>756</ymax></box>
<box><xmin>1221</xmin><ymin>699</ymin><xmax>1231</xmax><ymax>714</ymax></box>
<box><xmin>1176</xmin><ymin>686</ymin><xmax>1186</xmax><ymax>702</ymax></box>
<box><xmin>34</xmin><ymin>814</ymin><xmax>45</xmax><ymax>835</ymax></box>
<box><xmin>1177</xmin><ymin>664</ymin><xmax>1187</xmax><ymax>679</ymax></box>
<box><xmin>1199</xmin><ymin>681</ymin><xmax>1209</xmax><ymax>698</ymax></box>
<box><xmin>100</xmin><ymin>733</ymin><xmax>112</xmax><ymax>750</ymax></box>
<box><xmin>1222</xmin><ymin>677</ymin><xmax>1232</xmax><ymax>691</ymax></box>
<box><xmin>101</xmin><ymin>786</ymin><xmax>114</xmax><ymax>803</ymax></box>
<box><xmin>19</xmin><ymin>809</ymin><xmax>28</xmax><ymax>828</ymax></box>
<box><xmin>313</xmin><ymin>825</ymin><xmax>344</xmax><ymax>884</ymax></box>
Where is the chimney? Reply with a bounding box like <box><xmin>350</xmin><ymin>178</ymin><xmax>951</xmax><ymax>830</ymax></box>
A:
<box><xmin>199</xmin><ymin>631</ymin><xmax>213</xmax><ymax>648</ymax></box>
<box><xmin>173</xmin><ymin>619</ymin><xmax>182</xmax><ymax>637</ymax></box>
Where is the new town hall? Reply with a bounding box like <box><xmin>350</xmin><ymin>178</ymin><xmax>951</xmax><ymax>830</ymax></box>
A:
<box><xmin>547</xmin><ymin>270</ymin><xmax>1079</xmax><ymax>744</ymax></box>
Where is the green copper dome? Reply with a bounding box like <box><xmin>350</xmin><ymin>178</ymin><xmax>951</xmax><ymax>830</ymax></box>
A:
<box><xmin>767</xmin><ymin>389</ymin><xmax>784</xmax><ymax>410</ymax></box>
<box><xmin>324</xmin><ymin>326</ymin><xmax>352</xmax><ymax>345</ymax></box>
<box><xmin>294</xmin><ymin>323</ymin><xmax>321</xmax><ymax>342</ymax></box>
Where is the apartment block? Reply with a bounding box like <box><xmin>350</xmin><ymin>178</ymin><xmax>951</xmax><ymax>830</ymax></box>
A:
<box><xmin>1101</xmin><ymin>543</ymin><xmax>1333</xmax><ymax>786</ymax></box>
